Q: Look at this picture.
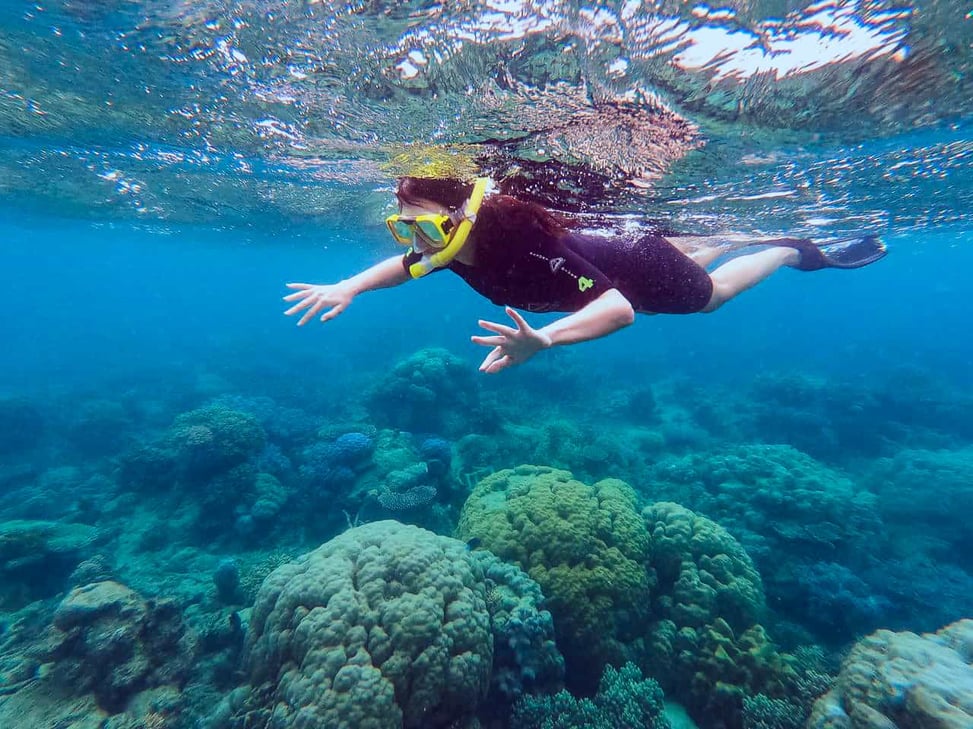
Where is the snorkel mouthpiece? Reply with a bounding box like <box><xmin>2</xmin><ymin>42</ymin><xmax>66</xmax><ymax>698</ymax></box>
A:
<box><xmin>408</xmin><ymin>177</ymin><xmax>490</xmax><ymax>279</ymax></box>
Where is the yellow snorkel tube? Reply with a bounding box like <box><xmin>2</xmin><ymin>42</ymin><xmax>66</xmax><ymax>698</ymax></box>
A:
<box><xmin>408</xmin><ymin>177</ymin><xmax>490</xmax><ymax>279</ymax></box>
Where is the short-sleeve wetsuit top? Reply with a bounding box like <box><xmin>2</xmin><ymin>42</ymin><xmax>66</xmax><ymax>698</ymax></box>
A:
<box><xmin>403</xmin><ymin>230</ymin><xmax>713</xmax><ymax>315</ymax></box>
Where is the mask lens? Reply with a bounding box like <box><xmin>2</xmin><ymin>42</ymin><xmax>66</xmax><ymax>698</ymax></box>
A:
<box><xmin>416</xmin><ymin>219</ymin><xmax>448</xmax><ymax>246</ymax></box>
<box><xmin>390</xmin><ymin>219</ymin><xmax>415</xmax><ymax>243</ymax></box>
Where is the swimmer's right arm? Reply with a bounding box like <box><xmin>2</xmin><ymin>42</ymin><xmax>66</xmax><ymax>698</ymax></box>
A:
<box><xmin>284</xmin><ymin>255</ymin><xmax>410</xmax><ymax>325</ymax></box>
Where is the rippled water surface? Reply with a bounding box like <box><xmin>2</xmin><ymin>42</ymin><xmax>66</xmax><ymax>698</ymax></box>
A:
<box><xmin>2</xmin><ymin>0</ymin><xmax>971</xmax><ymax>235</ymax></box>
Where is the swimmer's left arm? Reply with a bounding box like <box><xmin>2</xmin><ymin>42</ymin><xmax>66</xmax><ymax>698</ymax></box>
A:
<box><xmin>472</xmin><ymin>289</ymin><xmax>635</xmax><ymax>374</ymax></box>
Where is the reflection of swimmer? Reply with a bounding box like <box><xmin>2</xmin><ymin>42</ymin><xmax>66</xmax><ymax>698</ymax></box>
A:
<box><xmin>284</xmin><ymin>177</ymin><xmax>886</xmax><ymax>374</ymax></box>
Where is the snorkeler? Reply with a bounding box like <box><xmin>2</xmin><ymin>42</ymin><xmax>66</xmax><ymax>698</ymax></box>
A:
<box><xmin>284</xmin><ymin>177</ymin><xmax>886</xmax><ymax>374</ymax></box>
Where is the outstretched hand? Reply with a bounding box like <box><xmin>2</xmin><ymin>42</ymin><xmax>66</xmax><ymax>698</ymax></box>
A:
<box><xmin>471</xmin><ymin>307</ymin><xmax>552</xmax><ymax>374</ymax></box>
<box><xmin>283</xmin><ymin>282</ymin><xmax>354</xmax><ymax>325</ymax></box>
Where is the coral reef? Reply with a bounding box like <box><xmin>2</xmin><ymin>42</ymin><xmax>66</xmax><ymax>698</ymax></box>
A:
<box><xmin>639</xmin><ymin>502</ymin><xmax>812</xmax><ymax>729</ymax></box>
<box><xmin>219</xmin><ymin>521</ymin><xmax>559</xmax><ymax>728</ymax></box>
<box><xmin>167</xmin><ymin>405</ymin><xmax>265</xmax><ymax>480</ymax></box>
<box><xmin>456</xmin><ymin>465</ymin><xmax>651</xmax><ymax>692</ymax></box>
<box><xmin>645</xmin><ymin>444</ymin><xmax>885</xmax><ymax>642</ymax></box>
<box><xmin>0</xmin><ymin>519</ymin><xmax>100</xmax><ymax>608</ymax></box>
<box><xmin>645</xmin><ymin>445</ymin><xmax>882</xmax><ymax>566</ymax></box>
<box><xmin>643</xmin><ymin>501</ymin><xmax>765</xmax><ymax>632</ymax></box>
<box><xmin>470</xmin><ymin>550</ymin><xmax>564</xmax><ymax>710</ymax></box>
<box><xmin>364</xmin><ymin>348</ymin><xmax>485</xmax><ymax>436</ymax></box>
<box><xmin>866</xmin><ymin>446</ymin><xmax>973</xmax><ymax>568</ymax></box>
<box><xmin>5</xmin><ymin>341</ymin><xmax>972</xmax><ymax>729</ymax></box>
<box><xmin>45</xmin><ymin>580</ymin><xmax>197</xmax><ymax>712</ymax></box>
<box><xmin>512</xmin><ymin>662</ymin><xmax>670</xmax><ymax>729</ymax></box>
<box><xmin>809</xmin><ymin>620</ymin><xmax>973</xmax><ymax>729</ymax></box>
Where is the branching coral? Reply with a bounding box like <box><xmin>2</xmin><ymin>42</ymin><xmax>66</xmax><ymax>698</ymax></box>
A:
<box><xmin>511</xmin><ymin>662</ymin><xmax>670</xmax><ymax>729</ymax></box>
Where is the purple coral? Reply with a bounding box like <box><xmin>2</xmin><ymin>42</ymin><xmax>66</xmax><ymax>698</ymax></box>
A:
<box><xmin>299</xmin><ymin>432</ymin><xmax>374</xmax><ymax>494</ymax></box>
<box><xmin>419</xmin><ymin>437</ymin><xmax>452</xmax><ymax>477</ymax></box>
<box><xmin>330</xmin><ymin>432</ymin><xmax>375</xmax><ymax>466</ymax></box>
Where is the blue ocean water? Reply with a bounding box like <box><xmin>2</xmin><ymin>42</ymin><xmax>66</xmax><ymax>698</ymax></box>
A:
<box><xmin>2</xmin><ymin>2</ymin><xmax>973</xmax><ymax>728</ymax></box>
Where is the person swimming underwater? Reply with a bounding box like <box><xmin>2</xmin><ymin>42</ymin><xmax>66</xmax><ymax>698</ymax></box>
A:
<box><xmin>283</xmin><ymin>176</ymin><xmax>886</xmax><ymax>374</ymax></box>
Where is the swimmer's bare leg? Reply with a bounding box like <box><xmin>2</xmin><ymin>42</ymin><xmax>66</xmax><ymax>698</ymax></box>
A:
<box><xmin>702</xmin><ymin>246</ymin><xmax>800</xmax><ymax>312</ymax></box>
<box><xmin>666</xmin><ymin>234</ymin><xmax>778</xmax><ymax>268</ymax></box>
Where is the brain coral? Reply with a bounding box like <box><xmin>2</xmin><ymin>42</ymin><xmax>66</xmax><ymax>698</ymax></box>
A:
<box><xmin>808</xmin><ymin>619</ymin><xmax>973</xmax><ymax>729</ymax></box>
<box><xmin>456</xmin><ymin>465</ymin><xmax>650</xmax><ymax>690</ymax></box>
<box><xmin>241</xmin><ymin>521</ymin><xmax>493</xmax><ymax>729</ymax></box>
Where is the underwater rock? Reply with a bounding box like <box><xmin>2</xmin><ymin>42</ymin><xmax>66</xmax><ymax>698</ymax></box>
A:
<box><xmin>212</xmin><ymin>559</ymin><xmax>241</xmax><ymax>604</ymax></box>
<box><xmin>808</xmin><ymin>619</ymin><xmax>973</xmax><ymax>729</ymax></box>
<box><xmin>0</xmin><ymin>519</ymin><xmax>100</xmax><ymax>608</ymax></box>
<box><xmin>45</xmin><ymin>580</ymin><xmax>197</xmax><ymax>713</ymax></box>
<box><xmin>52</xmin><ymin>580</ymin><xmax>143</xmax><ymax>631</ymax></box>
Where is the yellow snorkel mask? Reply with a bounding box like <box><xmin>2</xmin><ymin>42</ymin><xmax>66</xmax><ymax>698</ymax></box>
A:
<box><xmin>386</xmin><ymin>177</ymin><xmax>490</xmax><ymax>279</ymax></box>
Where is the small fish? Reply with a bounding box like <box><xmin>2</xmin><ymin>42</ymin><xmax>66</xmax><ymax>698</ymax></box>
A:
<box><xmin>465</xmin><ymin>537</ymin><xmax>482</xmax><ymax>551</ymax></box>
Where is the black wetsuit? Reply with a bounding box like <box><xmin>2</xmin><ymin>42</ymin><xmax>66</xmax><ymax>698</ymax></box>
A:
<box><xmin>403</xmin><ymin>231</ymin><xmax>713</xmax><ymax>315</ymax></box>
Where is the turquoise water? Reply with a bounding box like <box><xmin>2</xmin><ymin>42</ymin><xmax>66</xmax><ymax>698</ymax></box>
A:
<box><xmin>2</xmin><ymin>2</ymin><xmax>972</xmax><ymax>728</ymax></box>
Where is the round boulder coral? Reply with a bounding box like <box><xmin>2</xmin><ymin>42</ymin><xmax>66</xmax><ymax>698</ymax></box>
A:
<box><xmin>646</xmin><ymin>445</ymin><xmax>882</xmax><ymax>567</ymax></box>
<box><xmin>641</xmin><ymin>503</ymin><xmax>803</xmax><ymax>729</ymax></box>
<box><xmin>643</xmin><ymin>501</ymin><xmax>765</xmax><ymax>632</ymax></box>
<box><xmin>809</xmin><ymin>619</ymin><xmax>973</xmax><ymax>729</ymax></box>
<box><xmin>364</xmin><ymin>348</ymin><xmax>484</xmax><ymax>436</ymax></box>
<box><xmin>456</xmin><ymin>465</ymin><xmax>650</xmax><ymax>691</ymax></box>
<box><xmin>168</xmin><ymin>405</ymin><xmax>265</xmax><ymax>480</ymax></box>
<box><xmin>240</xmin><ymin>521</ymin><xmax>494</xmax><ymax>729</ymax></box>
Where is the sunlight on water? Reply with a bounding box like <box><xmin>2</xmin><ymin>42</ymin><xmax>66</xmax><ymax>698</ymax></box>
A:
<box><xmin>0</xmin><ymin>0</ymin><xmax>970</xmax><ymax>233</ymax></box>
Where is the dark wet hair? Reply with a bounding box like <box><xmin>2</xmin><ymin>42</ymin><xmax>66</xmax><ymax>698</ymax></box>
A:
<box><xmin>396</xmin><ymin>177</ymin><xmax>572</xmax><ymax>245</ymax></box>
<box><xmin>396</xmin><ymin>177</ymin><xmax>473</xmax><ymax>210</ymax></box>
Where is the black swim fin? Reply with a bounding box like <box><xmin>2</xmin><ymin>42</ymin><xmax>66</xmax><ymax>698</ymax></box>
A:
<box><xmin>770</xmin><ymin>235</ymin><xmax>887</xmax><ymax>271</ymax></box>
